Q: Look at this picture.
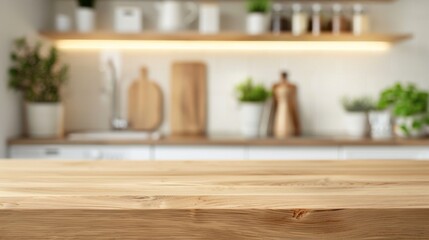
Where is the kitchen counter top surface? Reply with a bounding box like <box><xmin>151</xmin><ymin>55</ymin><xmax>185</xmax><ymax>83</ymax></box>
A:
<box><xmin>1</xmin><ymin>160</ymin><xmax>428</xmax><ymax>239</ymax></box>
<box><xmin>8</xmin><ymin>135</ymin><xmax>429</xmax><ymax>146</ymax></box>
<box><xmin>1</xmin><ymin>160</ymin><xmax>428</xmax><ymax>209</ymax></box>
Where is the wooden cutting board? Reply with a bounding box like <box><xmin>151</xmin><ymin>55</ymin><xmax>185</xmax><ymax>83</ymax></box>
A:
<box><xmin>128</xmin><ymin>68</ymin><xmax>163</xmax><ymax>131</ymax></box>
<box><xmin>170</xmin><ymin>62</ymin><xmax>207</xmax><ymax>135</ymax></box>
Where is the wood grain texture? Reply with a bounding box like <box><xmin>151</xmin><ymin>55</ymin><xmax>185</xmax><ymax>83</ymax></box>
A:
<box><xmin>0</xmin><ymin>160</ymin><xmax>429</xmax><ymax>239</ymax></box>
<box><xmin>7</xmin><ymin>135</ymin><xmax>429</xmax><ymax>146</ymax></box>
<box><xmin>40</xmin><ymin>32</ymin><xmax>411</xmax><ymax>43</ymax></box>
<box><xmin>1</xmin><ymin>209</ymin><xmax>428</xmax><ymax>240</ymax></box>
<box><xmin>170</xmin><ymin>62</ymin><xmax>207</xmax><ymax>135</ymax></box>
<box><xmin>0</xmin><ymin>160</ymin><xmax>428</xmax><ymax>239</ymax></box>
<box><xmin>128</xmin><ymin>68</ymin><xmax>163</xmax><ymax>131</ymax></box>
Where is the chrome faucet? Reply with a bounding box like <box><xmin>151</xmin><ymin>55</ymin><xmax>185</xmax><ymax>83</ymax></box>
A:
<box><xmin>106</xmin><ymin>59</ymin><xmax>128</xmax><ymax>130</ymax></box>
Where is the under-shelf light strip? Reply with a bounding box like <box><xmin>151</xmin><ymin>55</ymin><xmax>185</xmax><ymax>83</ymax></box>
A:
<box><xmin>55</xmin><ymin>40</ymin><xmax>391</xmax><ymax>52</ymax></box>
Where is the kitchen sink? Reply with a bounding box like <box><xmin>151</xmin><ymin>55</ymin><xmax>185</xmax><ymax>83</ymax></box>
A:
<box><xmin>67</xmin><ymin>131</ymin><xmax>161</xmax><ymax>141</ymax></box>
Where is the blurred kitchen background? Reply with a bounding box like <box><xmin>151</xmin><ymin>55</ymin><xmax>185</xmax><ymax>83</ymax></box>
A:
<box><xmin>1</xmin><ymin>0</ymin><xmax>429</xmax><ymax>160</ymax></box>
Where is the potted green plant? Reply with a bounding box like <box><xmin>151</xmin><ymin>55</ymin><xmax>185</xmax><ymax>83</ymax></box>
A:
<box><xmin>368</xmin><ymin>106</ymin><xmax>393</xmax><ymax>140</ymax></box>
<box><xmin>76</xmin><ymin>0</ymin><xmax>96</xmax><ymax>32</ymax></box>
<box><xmin>236</xmin><ymin>78</ymin><xmax>270</xmax><ymax>138</ymax></box>
<box><xmin>9</xmin><ymin>38</ymin><xmax>68</xmax><ymax>138</ymax></box>
<box><xmin>246</xmin><ymin>0</ymin><xmax>270</xmax><ymax>35</ymax></box>
<box><xmin>367</xmin><ymin>87</ymin><xmax>399</xmax><ymax>140</ymax></box>
<box><xmin>341</xmin><ymin>96</ymin><xmax>373</xmax><ymax>137</ymax></box>
<box><xmin>377</xmin><ymin>83</ymin><xmax>428</xmax><ymax>138</ymax></box>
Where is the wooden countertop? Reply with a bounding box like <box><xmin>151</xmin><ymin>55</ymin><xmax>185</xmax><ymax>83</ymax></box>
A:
<box><xmin>8</xmin><ymin>135</ymin><xmax>429</xmax><ymax>146</ymax></box>
<box><xmin>1</xmin><ymin>160</ymin><xmax>428</xmax><ymax>239</ymax></box>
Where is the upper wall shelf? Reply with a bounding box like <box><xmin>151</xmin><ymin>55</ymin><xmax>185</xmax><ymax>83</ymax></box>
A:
<box><xmin>41</xmin><ymin>32</ymin><xmax>411</xmax><ymax>43</ymax></box>
<box><xmin>95</xmin><ymin>0</ymin><xmax>395</xmax><ymax>2</ymax></box>
<box><xmin>40</xmin><ymin>32</ymin><xmax>412</xmax><ymax>52</ymax></box>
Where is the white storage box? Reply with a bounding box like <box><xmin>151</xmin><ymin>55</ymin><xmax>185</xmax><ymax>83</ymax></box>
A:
<box><xmin>114</xmin><ymin>6</ymin><xmax>143</xmax><ymax>33</ymax></box>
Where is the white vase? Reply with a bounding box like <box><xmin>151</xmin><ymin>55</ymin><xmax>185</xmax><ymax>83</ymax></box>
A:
<box><xmin>344</xmin><ymin>112</ymin><xmax>369</xmax><ymax>138</ymax></box>
<box><xmin>239</xmin><ymin>102</ymin><xmax>264</xmax><ymax>138</ymax></box>
<box><xmin>394</xmin><ymin>115</ymin><xmax>426</xmax><ymax>138</ymax></box>
<box><xmin>246</xmin><ymin>13</ymin><xmax>267</xmax><ymax>35</ymax></box>
<box><xmin>26</xmin><ymin>103</ymin><xmax>64</xmax><ymax>138</ymax></box>
<box><xmin>369</xmin><ymin>110</ymin><xmax>393</xmax><ymax>139</ymax></box>
<box><xmin>76</xmin><ymin>7</ymin><xmax>95</xmax><ymax>33</ymax></box>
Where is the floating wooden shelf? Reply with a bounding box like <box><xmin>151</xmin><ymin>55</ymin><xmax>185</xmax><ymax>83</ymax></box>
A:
<box><xmin>97</xmin><ymin>0</ymin><xmax>395</xmax><ymax>2</ymax></box>
<box><xmin>41</xmin><ymin>32</ymin><xmax>412</xmax><ymax>43</ymax></box>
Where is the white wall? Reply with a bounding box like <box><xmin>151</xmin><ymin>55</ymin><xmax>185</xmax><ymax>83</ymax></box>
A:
<box><xmin>52</xmin><ymin>0</ymin><xmax>429</xmax><ymax>136</ymax></box>
<box><xmin>0</xmin><ymin>0</ymin><xmax>52</xmax><ymax>157</ymax></box>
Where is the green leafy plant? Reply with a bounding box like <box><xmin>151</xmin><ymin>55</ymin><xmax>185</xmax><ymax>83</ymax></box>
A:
<box><xmin>236</xmin><ymin>78</ymin><xmax>270</xmax><ymax>102</ymax></box>
<box><xmin>377</xmin><ymin>83</ymin><xmax>429</xmax><ymax>136</ymax></box>
<box><xmin>247</xmin><ymin>0</ymin><xmax>270</xmax><ymax>13</ymax></box>
<box><xmin>78</xmin><ymin>0</ymin><xmax>95</xmax><ymax>8</ymax></box>
<box><xmin>8</xmin><ymin>38</ymin><xmax>68</xmax><ymax>103</ymax></box>
<box><xmin>377</xmin><ymin>83</ymin><xmax>403</xmax><ymax>110</ymax></box>
<box><xmin>341</xmin><ymin>96</ymin><xmax>374</xmax><ymax>112</ymax></box>
<box><xmin>377</xmin><ymin>83</ymin><xmax>428</xmax><ymax>117</ymax></box>
<box><xmin>398</xmin><ymin>115</ymin><xmax>426</xmax><ymax>137</ymax></box>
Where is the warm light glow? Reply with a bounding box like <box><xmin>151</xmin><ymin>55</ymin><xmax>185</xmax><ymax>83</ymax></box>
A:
<box><xmin>55</xmin><ymin>40</ymin><xmax>391</xmax><ymax>52</ymax></box>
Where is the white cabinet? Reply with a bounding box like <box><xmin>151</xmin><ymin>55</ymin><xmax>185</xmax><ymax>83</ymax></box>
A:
<box><xmin>8</xmin><ymin>144</ymin><xmax>429</xmax><ymax>161</ymax></box>
<box><xmin>340</xmin><ymin>146</ymin><xmax>429</xmax><ymax>160</ymax></box>
<box><xmin>153</xmin><ymin>146</ymin><xmax>246</xmax><ymax>160</ymax></box>
<box><xmin>248</xmin><ymin>146</ymin><xmax>340</xmax><ymax>160</ymax></box>
<box><xmin>9</xmin><ymin>145</ymin><xmax>151</xmax><ymax>160</ymax></box>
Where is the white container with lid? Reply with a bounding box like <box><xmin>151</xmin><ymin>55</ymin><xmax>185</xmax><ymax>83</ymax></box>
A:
<box><xmin>114</xmin><ymin>6</ymin><xmax>143</xmax><ymax>33</ymax></box>
<box><xmin>199</xmin><ymin>2</ymin><xmax>220</xmax><ymax>34</ymax></box>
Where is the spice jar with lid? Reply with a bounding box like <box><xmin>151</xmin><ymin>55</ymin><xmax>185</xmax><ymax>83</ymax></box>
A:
<box><xmin>292</xmin><ymin>3</ymin><xmax>308</xmax><ymax>36</ymax></box>
<box><xmin>352</xmin><ymin>4</ymin><xmax>370</xmax><ymax>35</ymax></box>
<box><xmin>330</xmin><ymin>4</ymin><xmax>351</xmax><ymax>34</ymax></box>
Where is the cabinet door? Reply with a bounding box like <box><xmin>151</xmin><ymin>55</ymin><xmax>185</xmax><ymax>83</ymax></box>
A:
<box><xmin>9</xmin><ymin>145</ymin><xmax>88</xmax><ymax>160</ymax></box>
<box><xmin>95</xmin><ymin>146</ymin><xmax>151</xmax><ymax>160</ymax></box>
<box><xmin>8</xmin><ymin>145</ymin><xmax>151</xmax><ymax>161</ymax></box>
<box><xmin>340</xmin><ymin>146</ymin><xmax>429</xmax><ymax>160</ymax></box>
<box><xmin>154</xmin><ymin>146</ymin><xmax>246</xmax><ymax>161</ymax></box>
<box><xmin>248</xmin><ymin>147</ymin><xmax>340</xmax><ymax>160</ymax></box>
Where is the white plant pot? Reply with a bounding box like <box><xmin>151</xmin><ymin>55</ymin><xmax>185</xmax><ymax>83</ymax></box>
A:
<box><xmin>344</xmin><ymin>112</ymin><xmax>369</xmax><ymax>138</ymax></box>
<box><xmin>394</xmin><ymin>115</ymin><xmax>426</xmax><ymax>138</ymax></box>
<box><xmin>368</xmin><ymin>110</ymin><xmax>393</xmax><ymax>139</ymax></box>
<box><xmin>26</xmin><ymin>103</ymin><xmax>64</xmax><ymax>138</ymax></box>
<box><xmin>246</xmin><ymin>13</ymin><xmax>267</xmax><ymax>35</ymax></box>
<box><xmin>239</xmin><ymin>102</ymin><xmax>264</xmax><ymax>138</ymax></box>
<box><xmin>76</xmin><ymin>7</ymin><xmax>95</xmax><ymax>33</ymax></box>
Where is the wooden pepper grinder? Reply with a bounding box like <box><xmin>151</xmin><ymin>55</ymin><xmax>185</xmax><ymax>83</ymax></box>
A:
<box><xmin>271</xmin><ymin>71</ymin><xmax>300</xmax><ymax>138</ymax></box>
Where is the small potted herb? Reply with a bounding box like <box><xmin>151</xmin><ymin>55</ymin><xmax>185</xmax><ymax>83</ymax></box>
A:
<box><xmin>246</xmin><ymin>0</ymin><xmax>270</xmax><ymax>35</ymax></box>
<box><xmin>375</xmin><ymin>83</ymin><xmax>428</xmax><ymax>138</ymax></box>
<box><xmin>9</xmin><ymin>38</ymin><xmax>68</xmax><ymax>138</ymax></box>
<box><xmin>368</xmin><ymin>105</ymin><xmax>393</xmax><ymax>140</ymax></box>
<box><xmin>76</xmin><ymin>0</ymin><xmax>96</xmax><ymax>32</ymax></box>
<box><xmin>341</xmin><ymin>96</ymin><xmax>373</xmax><ymax>137</ymax></box>
<box><xmin>236</xmin><ymin>78</ymin><xmax>270</xmax><ymax>138</ymax></box>
<box><xmin>367</xmin><ymin>85</ymin><xmax>402</xmax><ymax>139</ymax></box>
